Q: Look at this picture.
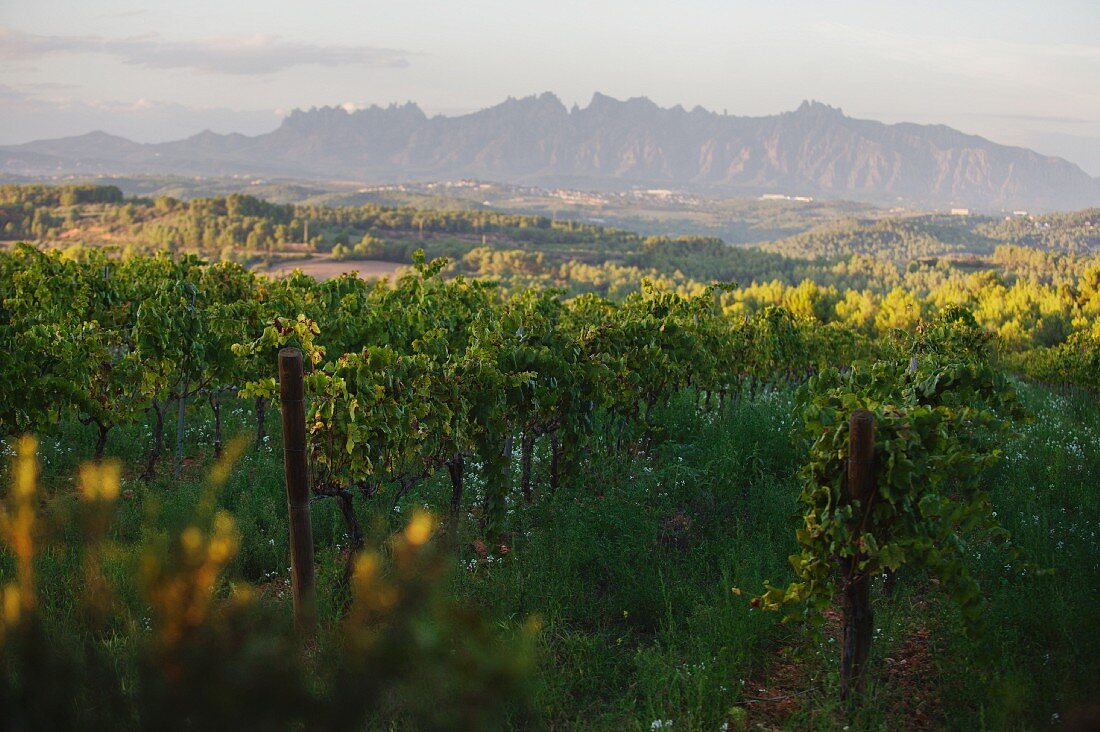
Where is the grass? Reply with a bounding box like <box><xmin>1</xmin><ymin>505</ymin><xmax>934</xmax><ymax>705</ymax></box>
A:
<box><xmin>4</xmin><ymin>382</ymin><xmax>1098</xmax><ymax>729</ymax></box>
<box><xmin>928</xmin><ymin>383</ymin><xmax>1100</xmax><ymax>730</ymax></box>
<box><xmin>448</xmin><ymin>393</ymin><xmax>798</xmax><ymax>729</ymax></box>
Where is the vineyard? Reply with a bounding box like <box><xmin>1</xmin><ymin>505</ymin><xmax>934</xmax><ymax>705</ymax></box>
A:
<box><xmin>1</xmin><ymin>222</ymin><xmax>1099</xmax><ymax>728</ymax></box>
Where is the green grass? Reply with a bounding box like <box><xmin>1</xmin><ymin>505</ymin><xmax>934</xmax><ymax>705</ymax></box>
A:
<box><xmin>445</xmin><ymin>394</ymin><xmax>799</xmax><ymax>729</ymax></box>
<box><xmin>928</xmin><ymin>383</ymin><xmax>1100</xmax><ymax>730</ymax></box>
<box><xmin>5</xmin><ymin>383</ymin><xmax>1099</xmax><ymax>729</ymax></box>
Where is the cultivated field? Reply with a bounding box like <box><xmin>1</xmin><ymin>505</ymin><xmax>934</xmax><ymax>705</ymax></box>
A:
<box><xmin>262</xmin><ymin>255</ymin><xmax>406</xmax><ymax>280</ymax></box>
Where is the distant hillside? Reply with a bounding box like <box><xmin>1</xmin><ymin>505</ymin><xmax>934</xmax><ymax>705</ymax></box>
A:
<box><xmin>2</xmin><ymin>94</ymin><xmax>1098</xmax><ymax>211</ymax></box>
<box><xmin>759</xmin><ymin>210</ymin><xmax>1100</xmax><ymax>260</ymax></box>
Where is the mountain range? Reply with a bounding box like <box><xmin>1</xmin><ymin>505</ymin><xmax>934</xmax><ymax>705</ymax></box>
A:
<box><xmin>3</xmin><ymin>92</ymin><xmax>1098</xmax><ymax>211</ymax></box>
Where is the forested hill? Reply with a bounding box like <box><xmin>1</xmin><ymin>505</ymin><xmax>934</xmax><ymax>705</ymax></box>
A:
<box><xmin>760</xmin><ymin>210</ymin><xmax>1100</xmax><ymax>261</ymax></box>
<box><xmin>4</xmin><ymin>185</ymin><xmax>1100</xmax><ymax>301</ymax></box>
<box><xmin>2</xmin><ymin>94</ymin><xmax>1098</xmax><ymax>211</ymax></box>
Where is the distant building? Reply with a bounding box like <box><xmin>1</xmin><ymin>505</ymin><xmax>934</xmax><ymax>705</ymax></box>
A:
<box><xmin>950</xmin><ymin>208</ymin><xmax>970</xmax><ymax>216</ymax></box>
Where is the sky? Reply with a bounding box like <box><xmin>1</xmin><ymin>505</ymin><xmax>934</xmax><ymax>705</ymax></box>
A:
<box><xmin>2</xmin><ymin>0</ymin><xmax>1100</xmax><ymax>174</ymax></box>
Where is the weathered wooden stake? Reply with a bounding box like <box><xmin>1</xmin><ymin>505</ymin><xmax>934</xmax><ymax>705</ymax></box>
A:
<box><xmin>520</xmin><ymin>431</ymin><xmax>535</xmax><ymax>503</ymax></box>
<box><xmin>209</xmin><ymin>390</ymin><xmax>223</xmax><ymax>459</ymax></box>
<box><xmin>279</xmin><ymin>348</ymin><xmax>316</xmax><ymax>630</ymax></box>
<box><xmin>548</xmin><ymin>432</ymin><xmax>561</xmax><ymax>491</ymax></box>
<box><xmin>841</xmin><ymin>409</ymin><xmax>875</xmax><ymax>703</ymax></box>
<box><xmin>446</xmin><ymin>456</ymin><xmax>465</xmax><ymax>545</ymax></box>
<box><xmin>255</xmin><ymin>396</ymin><xmax>268</xmax><ymax>449</ymax></box>
<box><xmin>173</xmin><ymin>380</ymin><xmax>188</xmax><ymax>479</ymax></box>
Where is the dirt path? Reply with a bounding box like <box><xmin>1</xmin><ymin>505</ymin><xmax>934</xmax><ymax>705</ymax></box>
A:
<box><xmin>734</xmin><ymin>601</ymin><xmax>944</xmax><ymax>731</ymax></box>
<box><xmin>262</xmin><ymin>256</ymin><xmax>405</xmax><ymax>281</ymax></box>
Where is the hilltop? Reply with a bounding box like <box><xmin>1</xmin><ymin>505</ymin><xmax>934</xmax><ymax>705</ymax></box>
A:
<box><xmin>2</xmin><ymin>94</ymin><xmax>1098</xmax><ymax>211</ymax></box>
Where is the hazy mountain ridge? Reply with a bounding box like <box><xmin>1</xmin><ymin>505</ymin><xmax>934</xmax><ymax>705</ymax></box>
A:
<box><xmin>2</xmin><ymin>93</ymin><xmax>1098</xmax><ymax>211</ymax></box>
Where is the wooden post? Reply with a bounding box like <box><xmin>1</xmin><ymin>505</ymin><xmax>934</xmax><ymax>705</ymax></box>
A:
<box><xmin>548</xmin><ymin>431</ymin><xmax>561</xmax><ymax>492</ymax></box>
<box><xmin>841</xmin><ymin>409</ymin><xmax>875</xmax><ymax>702</ymax></box>
<box><xmin>173</xmin><ymin>380</ymin><xmax>188</xmax><ymax>479</ymax></box>
<box><xmin>520</xmin><ymin>431</ymin><xmax>535</xmax><ymax>503</ymax></box>
<box><xmin>446</xmin><ymin>456</ymin><xmax>465</xmax><ymax>546</ymax></box>
<box><xmin>279</xmin><ymin>348</ymin><xmax>316</xmax><ymax>630</ymax></box>
<box><xmin>209</xmin><ymin>390</ymin><xmax>223</xmax><ymax>459</ymax></box>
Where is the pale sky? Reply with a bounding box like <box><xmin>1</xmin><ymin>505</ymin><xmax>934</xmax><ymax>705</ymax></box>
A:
<box><xmin>3</xmin><ymin>0</ymin><xmax>1100</xmax><ymax>173</ymax></box>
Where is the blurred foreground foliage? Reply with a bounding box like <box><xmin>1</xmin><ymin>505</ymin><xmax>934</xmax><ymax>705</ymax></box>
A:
<box><xmin>0</xmin><ymin>437</ymin><xmax>535</xmax><ymax>730</ymax></box>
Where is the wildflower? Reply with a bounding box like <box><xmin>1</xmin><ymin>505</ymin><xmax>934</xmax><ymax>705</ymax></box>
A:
<box><xmin>404</xmin><ymin>511</ymin><xmax>435</xmax><ymax>546</ymax></box>
<box><xmin>79</xmin><ymin>460</ymin><xmax>122</xmax><ymax>502</ymax></box>
<box><xmin>2</xmin><ymin>585</ymin><xmax>22</xmax><ymax>627</ymax></box>
<box><xmin>1</xmin><ymin>437</ymin><xmax>39</xmax><ymax>615</ymax></box>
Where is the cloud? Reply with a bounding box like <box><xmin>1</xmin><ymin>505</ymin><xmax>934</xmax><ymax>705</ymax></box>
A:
<box><xmin>94</xmin><ymin>9</ymin><xmax>148</xmax><ymax>20</ymax></box>
<box><xmin>812</xmin><ymin>21</ymin><xmax>1100</xmax><ymax>90</ymax></box>
<box><xmin>963</xmin><ymin>112</ymin><xmax>1100</xmax><ymax>126</ymax></box>
<box><xmin>0</xmin><ymin>26</ymin><xmax>411</xmax><ymax>75</ymax></box>
<box><xmin>0</xmin><ymin>84</ymin><xmax>31</xmax><ymax>103</ymax></box>
<box><xmin>15</xmin><ymin>81</ymin><xmax>80</xmax><ymax>92</ymax></box>
<box><xmin>0</xmin><ymin>87</ymin><xmax>281</xmax><ymax>144</ymax></box>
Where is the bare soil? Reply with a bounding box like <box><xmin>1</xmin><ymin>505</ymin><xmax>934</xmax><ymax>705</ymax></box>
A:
<box><xmin>262</xmin><ymin>256</ymin><xmax>405</xmax><ymax>281</ymax></box>
<box><xmin>736</xmin><ymin>600</ymin><xmax>945</xmax><ymax>731</ymax></box>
